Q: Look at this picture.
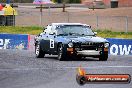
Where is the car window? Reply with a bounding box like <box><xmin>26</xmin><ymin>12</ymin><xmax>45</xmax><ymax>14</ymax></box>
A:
<box><xmin>56</xmin><ymin>25</ymin><xmax>94</xmax><ymax>36</ymax></box>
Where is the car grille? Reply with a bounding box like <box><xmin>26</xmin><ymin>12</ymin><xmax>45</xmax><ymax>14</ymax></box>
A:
<box><xmin>74</xmin><ymin>42</ymin><xmax>104</xmax><ymax>51</ymax></box>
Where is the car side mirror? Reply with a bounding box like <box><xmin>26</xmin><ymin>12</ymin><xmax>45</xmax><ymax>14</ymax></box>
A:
<box><xmin>94</xmin><ymin>32</ymin><xmax>97</xmax><ymax>35</ymax></box>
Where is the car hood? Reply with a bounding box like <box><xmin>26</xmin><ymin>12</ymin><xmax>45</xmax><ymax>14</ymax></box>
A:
<box><xmin>56</xmin><ymin>36</ymin><xmax>108</xmax><ymax>44</ymax></box>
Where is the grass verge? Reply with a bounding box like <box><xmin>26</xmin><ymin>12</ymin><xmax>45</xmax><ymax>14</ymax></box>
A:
<box><xmin>0</xmin><ymin>26</ymin><xmax>42</xmax><ymax>35</ymax></box>
<box><xmin>94</xmin><ymin>29</ymin><xmax>132</xmax><ymax>39</ymax></box>
<box><xmin>0</xmin><ymin>26</ymin><xmax>132</xmax><ymax>39</ymax></box>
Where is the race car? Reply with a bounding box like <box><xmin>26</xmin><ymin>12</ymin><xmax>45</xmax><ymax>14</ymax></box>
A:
<box><xmin>34</xmin><ymin>23</ymin><xmax>110</xmax><ymax>61</ymax></box>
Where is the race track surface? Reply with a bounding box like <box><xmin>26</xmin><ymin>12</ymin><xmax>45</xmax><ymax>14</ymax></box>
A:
<box><xmin>0</xmin><ymin>50</ymin><xmax>132</xmax><ymax>88</ymax></box>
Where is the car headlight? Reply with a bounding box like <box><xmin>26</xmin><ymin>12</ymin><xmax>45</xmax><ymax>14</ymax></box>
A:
<box><xmin>68</xmin><ymin>42</ymin><xmax>73</xmax><ymax>48</ymax></box>
<box><xmin>104</xmin><ymin>43</ymin><xmax>110</xmax><ymax>48</ymax></box>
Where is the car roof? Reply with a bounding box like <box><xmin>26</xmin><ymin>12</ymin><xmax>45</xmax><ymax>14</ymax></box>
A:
<box><xmin>51</xmin><ymin>23</ymin><xmax>89</xmax><ymax>26</ymax></box>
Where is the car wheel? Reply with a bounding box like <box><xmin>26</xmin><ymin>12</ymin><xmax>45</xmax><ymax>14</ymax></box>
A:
<box><xmin>99</xmin><ymin>53</ymin><xmax>108</xmax><ymax>61</ymax></box>
<box><xmin>35</xmin><ymin>44</ymin><xmax>45</xmax><ymax>58</ymax></box>
<box><xmin>57</xmin><ymin>44</ymin><xmax>65</xmax><ymax>61</ymax></box>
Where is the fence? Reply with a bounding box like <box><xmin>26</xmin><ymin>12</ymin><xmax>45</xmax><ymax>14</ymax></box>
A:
<box><xmin>0</xmin><ymin>15</ymin><xmax>15</xmax><ymax>26</ymax></box>
<box><xmin>14</xmin><ymin>8</ymin><xmax>132</xmax><ymax>32</ymax></box>
<box><xmin>1</xmin><ymin>7</ymin><xmax>132</xmax><ymax>32</ymax></box>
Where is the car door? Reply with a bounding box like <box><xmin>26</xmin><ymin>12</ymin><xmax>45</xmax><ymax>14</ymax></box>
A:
<box><xmin>40</xmin><ymin>34</ymin><xmax>57</xmax><ymax>55</ymax></box>
<box><xmin>48</xmin><ymin>34</ymin><xmax>55</xmax><ymax>53</ymax></box>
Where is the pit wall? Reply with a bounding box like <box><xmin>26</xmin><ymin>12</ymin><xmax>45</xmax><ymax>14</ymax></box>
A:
<box><xmin>0</xmin><ymin>34</ymin><xmax>132</xmax><ymax>55</ymax></box>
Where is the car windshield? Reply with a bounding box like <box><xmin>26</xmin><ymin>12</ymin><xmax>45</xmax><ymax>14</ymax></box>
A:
<box><xmin>56</xmin><ymin>25</ymin><xmax>95</xmax><ymax>36</ymax></box>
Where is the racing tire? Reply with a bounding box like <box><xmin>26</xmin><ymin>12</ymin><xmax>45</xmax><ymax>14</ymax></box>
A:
<box><xmin>35</xmin><ymin>44</ymin><xmax>45</xmax><ymax>58</ymax></box>
<box><xmin>99</xmin><ymin>52</ymin><xmax>108</xmax><ymax>61</ymax></box>
<box><xmin>57</xmin><ymin>44</ymin><xmax>65</xmax><ymax>61</ymax></box>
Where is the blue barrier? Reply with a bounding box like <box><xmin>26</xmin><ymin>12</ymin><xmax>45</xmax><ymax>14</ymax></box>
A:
<box><xmin>0</xmin><ymin>34</ymin><xmax>132</xmax><ymax>55</ymax></box>
<box><xmin>107</xmin><ymin>38</ymin><xmax>132</xmax><ymax>55</ymax></box>
<box><xmin>0</xmin><ymin>34</ymin><xmax>28</xmax><ymax>50</ymax></box>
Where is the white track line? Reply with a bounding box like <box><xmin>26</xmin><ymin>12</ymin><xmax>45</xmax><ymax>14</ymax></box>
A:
<box><xmin>64</xmin><ymin>66</ymin><xmax>132</xmax><ymax>69</ymax></box>
<box><xmin>0</xmin><ymin>66</ymin><xmax>132</xmax><ymax>71</ymax></box>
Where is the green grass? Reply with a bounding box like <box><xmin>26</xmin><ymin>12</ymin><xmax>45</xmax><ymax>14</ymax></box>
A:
<box><xmin>0</xmin><ymin>26</ymin><xmax>42</xmax><ymax>35</ymax></box>
<box><xmin>94</xmin><ymin>29</ymin><xmax>132</xmax><ymax>39</ymax></box>
<box><xmin>0</xmin><ymin>26</ymin><xmax>132</xmax><ymax>39</ymax></box>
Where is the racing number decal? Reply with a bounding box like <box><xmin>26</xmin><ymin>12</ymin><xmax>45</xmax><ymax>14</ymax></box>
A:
<box><xmin>50</xmin><ymin>39</ymin><xmax>54</xmax><ymax>48</ymax></box>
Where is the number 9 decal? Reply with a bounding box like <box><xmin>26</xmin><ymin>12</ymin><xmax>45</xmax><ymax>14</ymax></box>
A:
<box><xmin>50</xmin><ymin>39</ymin><xmax>54</xmax><ymax>48</ymax></box>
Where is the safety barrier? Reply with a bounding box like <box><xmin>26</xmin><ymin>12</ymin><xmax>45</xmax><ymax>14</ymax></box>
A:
<box><xmin>107</xmin><ymin>38</ymin><xmax>132</xmax><ymax>55</ymax></box>
<box><xmin>0</xmin><ymin>34</ymin><xmax>28</xmax><ymax>50</ymax></box>
<box><xmin>27</xmin><ymin>36</ymin><xmax>132</xmax><ymax>55</ymax></box>
<box><xmin>0</xmin><ymin>34</ymin><xmax>132</xmax><ymax>55</ymax></box>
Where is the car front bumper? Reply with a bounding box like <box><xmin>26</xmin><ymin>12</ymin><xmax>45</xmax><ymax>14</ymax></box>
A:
<box><xmin>77</xmin><ymin>50</ymin><xmax>100</xmax><ymax>56</ymax></box>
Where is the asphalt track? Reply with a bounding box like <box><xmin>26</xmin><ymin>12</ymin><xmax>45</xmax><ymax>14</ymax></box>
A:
<box><xmin>0</xmin><ymin>49</ymin><xmax>132</xmax><ymax>88</ymax></box>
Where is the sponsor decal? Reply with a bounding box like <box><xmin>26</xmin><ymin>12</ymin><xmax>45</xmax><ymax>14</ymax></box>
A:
<box><xmin>107</xmin><ymin>38</ymin><xmax>132</xmax><ymax>55</ymax></box>
<box><xmin>0</xmin><ymin>39</ymin><xmax>10</xmax><ymax>49</ymax></box>
<box><xmin>76</xmin><ymin>67</ymin><xmax>131</xmax><ymax>85</ymax></box>
<box><xmin>110</xmin><ymin>44</ymin><xmax>132</xmax><ymax>55</ymax></box>
<box><xmin>50</xmin><ymin>39</ymin><xmax>54</xmax><ymax>48</ymax></box>
<box><xmin>0</xmin><ymin>34</ymin><xmax>28</xmax><ymax>50</ymax></box>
